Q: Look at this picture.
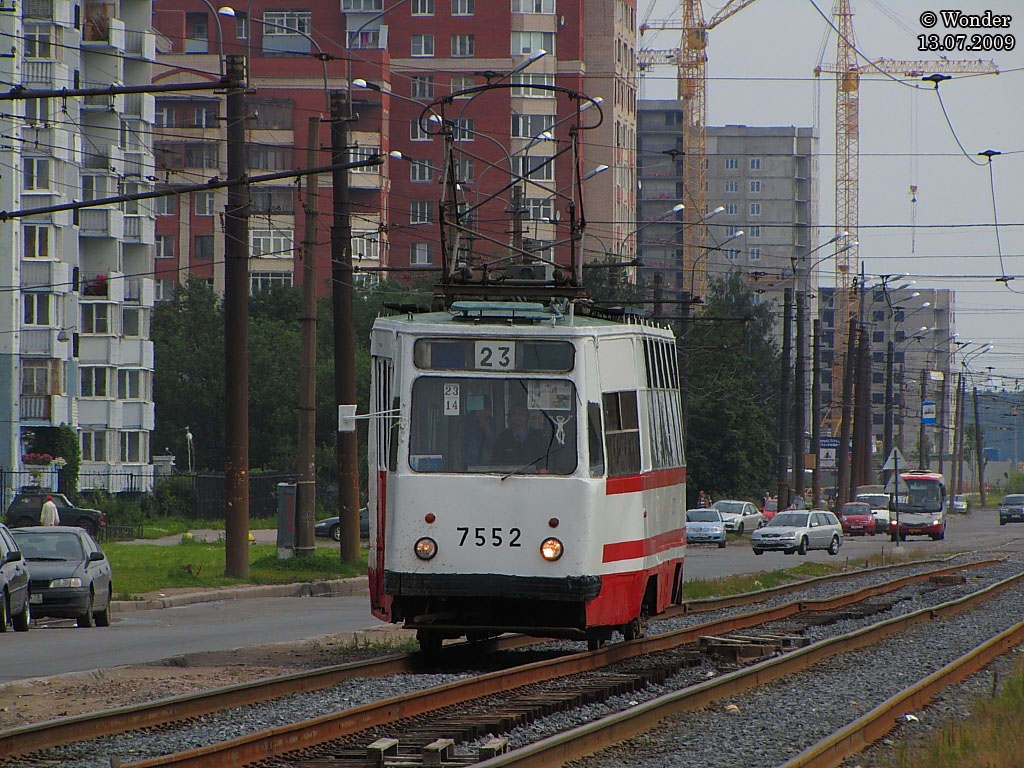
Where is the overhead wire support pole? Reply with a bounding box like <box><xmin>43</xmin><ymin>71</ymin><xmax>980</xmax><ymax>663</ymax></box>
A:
<box><xmin>223</xmin><ymin>54</ymin><xmax>250</xmax><ymax>579</ymax></box>
<box><xmin>331</xmin><ymin>90</ymin><xmax>361</xmax><ymax>566</ymax></box>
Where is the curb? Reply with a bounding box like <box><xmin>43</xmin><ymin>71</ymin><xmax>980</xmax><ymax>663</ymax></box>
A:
<box><xmin>111</xmin><ymin>575</ymin><xmax>370</xmax><ymax>612</ymax></box>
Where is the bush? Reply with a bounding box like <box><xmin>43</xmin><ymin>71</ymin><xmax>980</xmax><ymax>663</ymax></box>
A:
<box><xmin>154</xmin><ymin>476</ymin><xmax>195</xmax><ymax>517</ymax></box>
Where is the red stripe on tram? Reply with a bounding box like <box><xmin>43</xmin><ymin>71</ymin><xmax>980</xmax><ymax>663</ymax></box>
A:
<box><xmin>602</xmin><ymin>528</ymin><xmax>687</xmax><ymax>563</ymax></box>
<box><xmin>605</xmin><ymin>466</ymin><xmax>686</xmax><ymax>495</ymax></box>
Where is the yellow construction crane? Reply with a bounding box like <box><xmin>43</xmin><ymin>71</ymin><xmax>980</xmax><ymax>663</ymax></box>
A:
<box><xmin>638</xmin><ymin>0</ymin><xmax>759</xmax><ymax>302</ymax></box>
<box><xmin>816</xmin><ymin>0</ymin><xmax>998</xmax><ymax>431</ymax></box>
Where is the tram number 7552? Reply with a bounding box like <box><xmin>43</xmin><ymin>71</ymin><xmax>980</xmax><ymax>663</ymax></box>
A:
<box><xmin>457</xmin><ymin>526</ymin><xmax>522</xmax><ymax>547</ymax></box>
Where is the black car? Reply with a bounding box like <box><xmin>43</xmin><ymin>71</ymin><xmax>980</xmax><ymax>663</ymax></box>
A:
<box><xmin>6</xmin><ymin>489</ymin><xmax>106</xmax><ymax>537</ymax></box>
<box><xmin>315</xmin><ymin>508</ymin><xmax>369</xmax><ymax>541</ymax></box>
<box><xmin>0</xmin><ymin>523</ymin><xmax>31</xmax><ymax>632</ymax></box>
<box><xmin>999</xmin><ymin>494</ymin><xmax>1024</xmax><ymax>526</ymax></box>
<box><xmin>11</xmin><ymin>527</ymin><xmax>113</xmax><ymax>627</ymax></box>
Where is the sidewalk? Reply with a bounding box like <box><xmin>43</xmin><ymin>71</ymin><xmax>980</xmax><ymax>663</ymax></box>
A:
<box><xmin>112</xmin><ymin>528</ymin><xmax>367</xmax><ymax>613</ymax></box>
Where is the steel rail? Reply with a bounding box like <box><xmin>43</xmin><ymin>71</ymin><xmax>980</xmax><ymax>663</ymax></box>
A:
<box><xmin>779</xmin><ymin>619</ymin><xmax>1024</xmax><ymax>768</ymax></box>
<box><xmin>107</xmin><ymin>559</ymin><xmax>1001</xmax><ymax>768</ymax></box>
<box><xmin>0</xmin><ymin>556</ymin><xmax>996</xmax><ymax>759</ymax></box>
<box><xmin>469</xmin><ymin>569</ymin><xmax>1024</xmax><ymax>768</ymax></box>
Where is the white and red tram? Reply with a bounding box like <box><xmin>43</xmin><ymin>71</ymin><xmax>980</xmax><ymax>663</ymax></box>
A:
<box><xmin>367</xmin><ymin>300</ymin><xmax>686</xmax><ymax>650</ymax></box>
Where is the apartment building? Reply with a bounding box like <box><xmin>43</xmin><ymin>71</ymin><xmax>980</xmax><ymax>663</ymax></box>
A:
<box><xmin>0</xmin><ymin>0</ymin><xmax>157</xmax><ymax>498</ymax></box>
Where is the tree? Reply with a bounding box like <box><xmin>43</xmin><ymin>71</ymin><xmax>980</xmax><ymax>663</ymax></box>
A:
<box><xmin>684</xmin><ymin>272</ymin><xmax>780</xmax><ymax>504</ymax></box>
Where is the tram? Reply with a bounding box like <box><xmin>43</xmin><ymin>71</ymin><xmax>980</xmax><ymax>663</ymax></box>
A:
<box><xmin>891</xmin><ymin>470</ymin><xmax>947</xmax><ymax>541</ymax></box>
<box><xmin>366</xmin><ymin>300</ymin><xmax>686</xmax><ymax>650</ymax></box>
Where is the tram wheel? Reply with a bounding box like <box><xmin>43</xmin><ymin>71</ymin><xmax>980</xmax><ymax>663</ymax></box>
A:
<box><xmin>416</xmin><ymin>629</ymin><xmax>443</xmax><ymax>654</ymax></box>
<box><xmin>587</xmin><ymin>636</ymin><xmax>606</xmax><ymax>651</ymax></box>
<box><xmin>622</xmin><ymin>609</ymin><xmax>649</xmax><ymax>642</ymax></box>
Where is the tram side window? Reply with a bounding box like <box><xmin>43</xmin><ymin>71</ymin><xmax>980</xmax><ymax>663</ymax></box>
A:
<box><xmin>587</xmin><ymin>402</ymin><xmax>605</xmax><ymax>476</ymax></box>
<box><xmin>602</xmin><ymin>391</ymin><xmax>640</xmax><ymax>477</ymax></box>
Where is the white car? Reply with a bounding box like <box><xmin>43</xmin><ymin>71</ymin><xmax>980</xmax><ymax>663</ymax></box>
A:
<box><xmin>857</xmin><ymin>493</ymin><xmax>892</xmax><ymax>534</ymax></box>
<box><xmin>711</xmin><ymin>500</ymin><xmax>764</xmax><ymax>535</ymax></box>
<box><xmin>953</xmin><ymin>494</ymin><xmax>968</xmax><ymax>513</ymax></box>
<box><xmin>751</xmin><ymin>510</ymin><xmax>843</xmax><ymax>556</ymax></box>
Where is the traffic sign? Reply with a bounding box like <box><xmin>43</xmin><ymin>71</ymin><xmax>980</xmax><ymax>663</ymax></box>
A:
<box><xmin>884</xmin><ymin>475</ymin><xmax>910</xmax><ymax>494</ymax></box>
<box><xmin>921</xmin><ymin>401</ymin><xmax>936</xmax><ymax>425</ymax></box>
<box><xmin>881</xmin><ymin>447</ymin><xmax>906</xmax><ymax>471</ymax></box>
<box><xmin>819</xmin><ymin>436</ymin><xmax>839</xmax><ymax>470</ymax></box>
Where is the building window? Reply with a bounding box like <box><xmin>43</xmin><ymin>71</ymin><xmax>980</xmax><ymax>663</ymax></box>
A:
<box><xmin>512</xmin><ymin>0</ymin><xmax>554</xmax><ymax>12</ymax></box>
<box><xmin>184</xmin><ymin>142</ymin><xmax>219</xmax><ymax>168</ymax></box>
<box><xmin>23</xmin><ymin>224</ymin><xmax>51</xmax><ymax>258</ymax></box>
<box><xmin>155</xmin><ymin>279</ymin><xmax>176</xmax><ymax>301</ymax></box>
<box><xmin>512</xmin><ymin>155</ymin><xmax>552</xmax><ymax>181</ymax></box>
<box><xmin>81</xmin><ymin>303</ymin><xmax>110</xmax><ymax>334</ymax></box>
<box><xmin>249</xmin><ymin>271</ymin><xmax>293</xmax><ymax>291</ymax></box>
<box><xmin>350</xmin><ymin>145</ymin><xmax>380</xmax><ymax>172</ymax></box>
<box><xmin>122</xmin><ymin>307</ymin><xmax>142</xmax><ymax>337</ymax></box>
<box><xmin>411</xmin><ymin>242</ymin><xmax>432</xmax><ymax>265</ymax></box>
<box><xmin>22</xmin><ymin>293</ymin><xmax>51</xmax><ymax>325</ymax></box>
<box><xmin>750</xmin><ymin>157</ymin><xmax>762</xmax><ymax>170</ymax></box>
<box><xmin>873</xmin><ymin>330</ymin><xmax>885</xmax><ymax>343</ymax></box>
<box><xmin>235</xmin><ymin>11</ymin><xmax>248</xmax><ymax>38</ymax></box>
<box><xmin>120</xmin><ymin>431</ymin><xmax>145</xmax><ymax>464</ymax></box>
<box><xmin>352</xmin><ymin>233</ymin><xmax>380</xmax><ymax>263</ymax></box>
<box><xmin>154</xmin><ymin>193</ymin><xmax>177</xmax><ymax>215</ymax></box>
<box><xmin>410</xmin><ymin>119</ymin><xmax>430</xmax><ymax>141</ymax></box>
<box><xmin>457</xmin><ymin>157</ymin><xmax>474</xmax><ymax>182</ymax></box>
<box><xmin>25</xmin><ymin>97</ymin><xmax>50</xmax><ymax>125</ymax></box>
<box><xmin>724</xmin><ymin>225</ymin><xmax>739</xmax><ymax>236</ymax></box>
<box><xmin>723</xmin><ymin>248</ymin><xmax>740</xmax><ymax>260</ymax></box>
<box><xmin>25</xmin><ymin>24</ymin><xmax>54</xmax><ymax>58</ymax></box>
<box><xmin>512</xmin><ymin>113</ymin><xmax>553</xmax><ymax>138</ymax></box>
<box><xmin>118</xmin><ymin>370</ymin><xmax>146</xmax><ymax>400</ymax></box>
<box><xmin>872</xmin><ymin>309</ymin><xmax>885</xmax><ymax>322</ymax></box>
<box><xmin>411</xmin><ymin>76</ymin><xmax>434</xmax><ymax>99</ymax></box>
<box><xmin>80</xmin><ymin>367</ymin><xmax>109</xmax><ymax>397</ymax></box>
<box><xmin>873</xmin><ymin>351</ymin><xmax>884</xmax><ymax>363</ymax></box>
<box><xmin>724</xmin><ymin>157</ymin><xmax>738</xmax><ymax>170</ymax></box>
<box><xmin>411</xmin><ymin>0</ymin><xmax>434</xmax><ymax>13</ymax></box>
<box><xmin>250</xmin><ymin>98</ymin><xmax>293</xmax><ymax>129</ymax></box>
<box><xmin>23</xmin><ymin>158</ymin><xmax>50</xmax><ymax>190</ymax></box>
<box><xmin>748</xmin><ymin>225</ymin><xmax>761</xmax><ymax>238</ymax></box>
<box><xmin>193</xmin><ymin>190</ymin><xmax>215</xmax><ymax>216</ymax></box>
<box><xmin>411</xmin><ymin>34</ymin><xmax>434</xmax><ymax>57</ymax></box>
<box><xmin>250</xmin><ymin>187</ymin><xmax>293</xmax><ymax>214</ymax></box>
<box><xmin>194</xmin><ymin>105</ymin><xmax>217</xmax><ymax>128</ymax></box>
<box><xmin>724</xmin><ymin>203</ymin><xmax>738</xmax><ymax>215</ymax></box>
<box><xmin>511</xmin><ymin>31</ymin><xmax>553</xmax><ymax>55</ymax></box>
<box><xmin>451</xmin><ymin>34</ymin><xmax>474</xmax><ymax>57</ymax></box>
<box><xmin>250</xmin><ymin>228</ymin><xmax>294</xmax><ymax>259</ymax></box>
<box><xmin>342</xmin><ymin>0</ymin><xmax>382</xmax><ymax>8</ymax></box>
<box><xmin>895</xmin><ymin>329</ymin><xmax>906</xmax><ymax>342</ymax></box>
<box><xmin>723</xmin><ymin>180</ymin><xmax>738</xmax><ymax>193</ymax></box>
<box><xmin>154</xmin><ymin>105</ymin><xmax>173</xmax><ymax>127</ymax></box>
<box><xmin>749</xmin><ymin>202</ymin><xmax>761</xmax><ymax>216</ymax></box>
<box><xmin>81</xmin><ymin>431</ymin><xmax>107</xmax><ymax>462</ymax></box>
<box><xmin>247</xmin><ymin>143</ymin><xmax>290</xmax><ymax>170</ymax></box>
<box><xmin>450</xmin><ymin>117</ymin><xmax>474</xmax><ymax>140</ymax></box>
<box><xmin>156</xmin><ymin>234</ymin><xmax>175</xmax><ymax>259</ymax></box>
<box><xmin>410</xmin><ymin>200</ymin><xmax>432</xmax><ymax>224</ymax></box>
<box><xmin>749</xmin><ymin>248</ymin><xmax>761</xmax><ymax>261</ymax></box>
<box><xmin>262</xmin><ymin>11</ymin><xmax>311</xmax><ymax>34</ymax></box>
<box><xmin>511</xmin><ymin>73</ymin><xmax>555</xmax><ymax>97</ymax></box>
<box><xmin>410</xmin><ymin>160</ymin><xmax>433</xmax><ymax>182</ymax></box>
<box><xmin>750</xmin><ymin>180</ymin><xmax>761</xmax><ymax>193</ymax></box>
<box><xmin>873</xmin><ymin>371</ymin><xmax>884</xmax><ymax>384</ymax></box>
<box><xmin>451</xmin><ymin>74</ymin><xmax>475</xmax><ymax>96</ymax></box>
<box><xmin>194</xmin><ymin>234</ymin><xmax>214</xmax><ymax>260</ymax></box>
<box><xmin>348</xmin><ymin>28</ymin><xmax>380</xmax><ymax>47</ymax></box>
<box><xmin>526</xmin><ymin>197</ymin><xmax>554</xmax><ymax>221</ymax></box>
<box><xmin>452</xmin><ymin>0</ymin><xmax>474</xmax><ymax>15</ymax></box>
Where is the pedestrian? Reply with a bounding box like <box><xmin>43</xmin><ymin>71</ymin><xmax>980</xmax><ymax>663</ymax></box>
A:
<box><xmin>698</xmin><ymin>490</ymin><xmax>710</xmax><ymax>508</ymax></box>
<box><xmin>40</xmin><ymin>494</ymin><xmax>59</xmax><ymax>526</ymax></box>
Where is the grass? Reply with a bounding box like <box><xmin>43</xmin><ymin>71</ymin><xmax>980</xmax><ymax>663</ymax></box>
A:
<box><xmin>136</xmin><ymin>516</ymin><xmax>278</xmax><ymax>539</ymax></box>
<box><xmin>887</xmin><ymin>657</ymin><xmax>1024</xmax><ymax>768</ymax></box>
<box><xmin>107</xmin><ymin>540</ymin><xmax>366</xmax><ymax>598</ymax></box>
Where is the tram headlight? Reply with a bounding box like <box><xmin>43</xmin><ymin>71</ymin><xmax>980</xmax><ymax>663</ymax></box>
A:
<box><xmin>540</xmin><ymin>537</ymin><xmax>563</xmax><ymax>562</ymax></box>
<box><xmin>414</xmin><ymin>537</ymin><xmax>437</xmax><ymax>560</ymax></box>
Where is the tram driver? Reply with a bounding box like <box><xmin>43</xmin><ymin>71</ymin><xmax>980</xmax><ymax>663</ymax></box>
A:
<box><xmin>491</xmin><ymin>401</ymin><xmax>550</xmax><ymax>469</ymax></box>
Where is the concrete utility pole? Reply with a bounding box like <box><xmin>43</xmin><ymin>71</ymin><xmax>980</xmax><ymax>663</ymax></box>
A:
<box><xmin>836</xmin><ymin>319</ymin><xmax>856</xmax><ymax>507</ymax></box>
<box><xmin>793</xmin><ymin>290</ymin><xmax>806</xmax><ymax>498</ymax></box>
<box><xmin>883</xmin><ymin>340</ymin><xmax>894</xmax><ymax>486</ymax></box>
<box><xmin>919</xmin><ymin>370</ymin><xmax>928</xmax><ymax>470</ymax></box>
<box><xmin>952</xmin><ymin>372</ymin><xmax>963</xmax><ymax>495</ymax></box>
<box><xmin>331</xmin><ymin>92</ymin><xmax>361</xmax><ymax>565</ymax></box>
<box><xmin>776</xmin><ymin>288</ymin><xmax>793</xmax><ymax>509</ymax></box>
<box><xmin>937</xmin><ymin>373</ymin><xmax>947</xmax><ymax>475</ymax></box>
<box><xmin>974</xmin><ymin>385</ymin><xmax>986</xmax><ymax>506</ymax></box>
<box><xmin>223</xmin><ymin>54</ymin><xmax>250</xmax><ymax>578</ymax></box>
<box><xmin>295</xmin><ymin>116</ymin><xmax>320</xmax><ymax>558</ymax></box>
<box><xmin>811</xmin><ymin>318</ymin><xmax>821</xmax><ymax>507</ymax></box>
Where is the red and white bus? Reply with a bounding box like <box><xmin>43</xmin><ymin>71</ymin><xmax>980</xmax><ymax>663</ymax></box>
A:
<box><xmin>892</xmin><ymin>470</ymin><xmax>947</xmax><ymax>541</ymax></box>
<box><xmin>367</xmin><ymin>301</ymin><xmax>686</xmax><ymax>651</ymax></box>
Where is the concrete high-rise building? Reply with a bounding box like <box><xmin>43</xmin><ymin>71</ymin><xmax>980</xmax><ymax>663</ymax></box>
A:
<box><xmin>0</xmin><ymin>0</ymin><xmax>158</xmax><ymax>500</ymax></box>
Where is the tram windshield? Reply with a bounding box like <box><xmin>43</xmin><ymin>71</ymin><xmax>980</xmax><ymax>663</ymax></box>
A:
<box><xmin>409</xmin><ymin>377</ymin><xmax>578</xmax><ymax>475</ymax></box>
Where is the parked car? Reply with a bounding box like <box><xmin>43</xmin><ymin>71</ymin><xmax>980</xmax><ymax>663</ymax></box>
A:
<box><xmin>0</xmin><ymin>523</ymin><xmax>31</xmax><ymax>632</ymax></box>
<box><xmin>712</xmin><ymin>500</ymin><xmax>764</xmax><ymax>534</ymax></box>
<box><xmin>685</xmin><ymin>508</ymin><xmax>727</xmax><ymax>548</ymax></box>
<box><xmin>750</xmin><ymin>510</ymin><xmax>843</xmax><ymax>556</ymax></box>
<box><xmin>761</xmin><ymin>497</ymin><xmax>778</xmax><ymax>521</ymax></box>
<box><xmin>838</xmin><ymin>501</ymin><xmax>875</xmax><ymax>536</ymax></box>
<box><xmin>998</xmin><ymin>494</ymin><xmax>1024</xmax><ymax>526</ymax></box>
<box><xmin>952</xmin><ymin>494</ymin><xmax>968</xmax><ymax>514</ymax></box>
<box><xmin>856</xmin><ymin>493</ymin><xmax>892</xmax><ymax>534</ymax></box>
<box><xmin>5</xmin><ymin>489</ymin><xmax>106</xmax><ymax>537</ymax></box>
<box><xmin>10</xmin><ymin>526</ymin><xmax>113</xmax><ymax>627</ymax></box>
<box><xmin>315</xmin><ymin>508</ymin><xmax>369</xmax><ymax>541</ymax></box>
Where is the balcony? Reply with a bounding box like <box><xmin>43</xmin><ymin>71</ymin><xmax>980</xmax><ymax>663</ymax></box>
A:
<box><xmin>124</xmin><ymin>277</ymin><xmax>155</xmax><ymax>305</ymax></box>
<box><xmin>122</xmin><ymin>93</ymin><xmax>156</xmax><ymax>123</ymax></box>
<box><xmin>124</xmin><ymin>151</ymin><xmax>156</xmax><ymax>180</ymax></box>
<box><xmin>21</xmin><ymin>259</ymin><xmax>70</xmax><ymax>291</ymax></box>
<box><xmin>22</xmin><ymin>61</ymin><xmax>72</xmax><ymax>89</ymax></box>
<box><xmin>123</xmin><ymin>215</ymin><xmax>155</xmax><ymax>244</ymax></box>
<box><xmin>20</xmin><ymin>329</ymin><xmax>60</xmax><ymax>355</ymax></box>
<box><xmin>83</xmin><ymin>11</ymin><xmax>126</xmax><ymax>50</ymax></box>
<box><xmin>124</xmin><ymin>29</ymin><xmax>157</xmax><ymax>61</ymax></box>
<box><xmin>20</xmin><ymin>394</ymin><xmax>69</xmax><ymax>425</ymax></box>
<box><xmin>83</xmin><ymin>83</ymin><xmax>126</xmax><ymax>113</ymax></box>
<box><xmin>79</xmin><ymin>208</ymin><xmax>125</xmax><ymax>239</ymax></box>
<box><xmin>84</xmin><ymin>144</ymin><xmax>123</xmax><ymax>172</ymax></box>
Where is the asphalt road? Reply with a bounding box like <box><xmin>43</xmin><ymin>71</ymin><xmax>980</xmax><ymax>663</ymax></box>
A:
<box><xmin>3</xmin><ymin>511</ymin><xmax>1021</xmax><ymax>684</ymax></box>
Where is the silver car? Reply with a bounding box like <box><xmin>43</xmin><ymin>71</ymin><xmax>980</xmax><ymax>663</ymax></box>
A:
<box><xmin>686</xmin><ymin>508</ymin><xmax>727</xmax><ymax>548</ymax></box>
<box><xmin>712</xmin><ymin>500</ymin><xmax>764</xmax><ymax>534</ymax></box>
<box><xmin>750</xmin><ymin>510</ymin><xmax>843</xmax><ymax>556</ymax></box>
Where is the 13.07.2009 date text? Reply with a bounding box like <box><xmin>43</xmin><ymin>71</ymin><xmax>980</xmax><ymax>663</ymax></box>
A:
<box><xmin>917</xmin><ymin>33</ymin><xmax>1014</xmax><ymax>51</ymax></box>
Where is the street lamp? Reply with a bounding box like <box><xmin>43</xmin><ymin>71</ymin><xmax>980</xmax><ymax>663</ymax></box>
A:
<box><xmin>687</xmin><ymin>230</ymin><xmax>743</xmax><ymax>299</ymax></box>
<box><xmin>200</xmin><ymin>0</ymin><xmax>225</xmax><ymax>73</ymax></box>
<box><xmin>218</xmin><ymin>6</ymin><xmax>330</xmax><ymax>112</ymax></box>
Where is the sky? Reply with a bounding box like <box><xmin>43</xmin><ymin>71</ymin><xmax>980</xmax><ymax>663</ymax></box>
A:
<box><xmin>637</xmin><ymin>0</ymin><xmax>1024</xmax><ymax>384</ymax></box>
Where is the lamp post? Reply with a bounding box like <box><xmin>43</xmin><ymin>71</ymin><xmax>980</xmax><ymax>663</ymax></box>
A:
<box><xmin>200</xmin><ymin>0</ymin><xmax>224</xmax><ymax>73</ymax></box>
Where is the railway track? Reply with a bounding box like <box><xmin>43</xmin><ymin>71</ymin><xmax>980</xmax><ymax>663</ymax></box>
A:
<box><xmin>2</xmin><ymin>555</ymin><xmax>1011</xmax><ymax>768</ymax></box>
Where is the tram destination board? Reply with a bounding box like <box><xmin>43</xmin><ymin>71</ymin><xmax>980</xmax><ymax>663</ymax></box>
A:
<box><xmin>414</xmin><ymin>338</ymin><xmax>574</xmax><ymax>372</ymax></box>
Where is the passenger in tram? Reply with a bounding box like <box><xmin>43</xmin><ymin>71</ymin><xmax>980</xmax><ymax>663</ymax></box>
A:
<box><xmin>462</xmin><ymin>394</ymin><xmax>496</xmax><ymax>465</ymax></box>
<box><xmin>492</xmin><ymin>401</ymin><xmax>549</xmax><ymax>468</ymax></box>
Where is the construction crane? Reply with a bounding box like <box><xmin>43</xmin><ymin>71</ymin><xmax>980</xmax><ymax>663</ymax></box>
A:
<box><xmin>816</xmin><ymin>0</ymin><xmax>999</xmax><ymax>432</ymax></box>
<box><xmin>638</xmin><ymin>0</ymin><xmax>759</xmax><ymax>302</ymax></box>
